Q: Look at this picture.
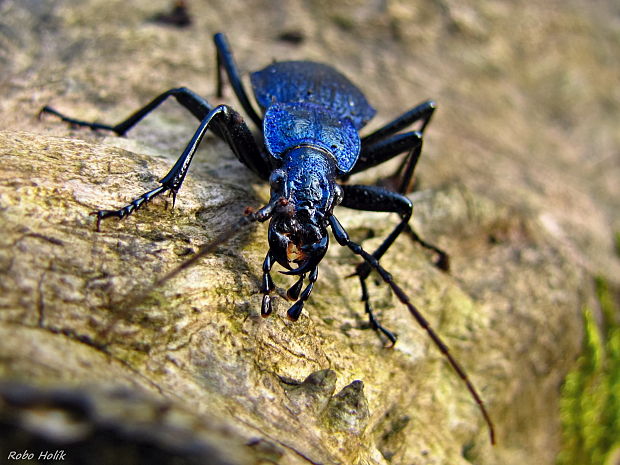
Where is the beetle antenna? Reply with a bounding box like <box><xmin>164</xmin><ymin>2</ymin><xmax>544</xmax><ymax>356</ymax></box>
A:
<box><xmin>329</xmin><ymin>215</ymin><xmax>495</xmax><ymax>445</ymax></box>
<box><xmin>358</xmin><ymin>244</ymin><xmax>495</xmax><ymax>444</ymax></box>
<box><xmin>153</xmin><ymin>215</ymin><xmax>257</xmax><ymax>290</ymax></box>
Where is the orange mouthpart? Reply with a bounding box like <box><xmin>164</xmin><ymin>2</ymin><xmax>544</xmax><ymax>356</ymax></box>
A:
<box><xmin>287</xmin><ymin>241</ymin><xmax>307</xmax><ymax>262</ymax></box>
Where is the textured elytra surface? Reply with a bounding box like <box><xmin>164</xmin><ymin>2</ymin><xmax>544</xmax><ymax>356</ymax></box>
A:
<box><xmin>263</xmin><ymin>102</ymin><xmax>360</xmax><ymax>174</ymax></box>
<box><xmin>0</xmin><ymin>0</ymin><xmax>618</xmax><ymax>464</ymax></box>
<box><xmin>251</xmin><ymin>61</ymin><xmax>376</xmax><ymax>130</ymax></box>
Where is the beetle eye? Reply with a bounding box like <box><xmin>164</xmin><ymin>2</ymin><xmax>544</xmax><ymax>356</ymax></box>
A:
<box><xmin>333</xmin><ymin>184</ymin><xmax>344</xmax><ymax>206</ymax></box>
<box><xmin>269</xmin><ymin>169</ymin><xmax>286</xmax><ymax>190</ymax></box>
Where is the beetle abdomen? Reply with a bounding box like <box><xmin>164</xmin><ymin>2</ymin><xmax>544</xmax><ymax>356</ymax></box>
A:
<box><xmin>251</xmin><ymin>61</ymin><xmax>376</xmax><ymax>130</ymax></box>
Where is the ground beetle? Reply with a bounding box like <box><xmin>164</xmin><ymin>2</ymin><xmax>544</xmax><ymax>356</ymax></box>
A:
<box><xmin>41</xmin><ymin>32</ymin><xmax>495</xmax><ymax>444</ymax></box>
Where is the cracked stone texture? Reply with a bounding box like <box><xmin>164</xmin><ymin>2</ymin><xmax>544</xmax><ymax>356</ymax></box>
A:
<box><xmin>0</xmin><ymin>0</ymin><xmax>618</xmax><ymax>464</ymax></box>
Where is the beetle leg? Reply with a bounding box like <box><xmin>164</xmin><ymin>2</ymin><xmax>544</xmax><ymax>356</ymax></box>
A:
<box><xmin>260</xmin><ymin>252</ymin><xmax>276</xmax><ymax>317</ymax></box>
<box><xmin>328</xmin><ymin>215</ymin><xmax>495</xmax><ymax>445</ymax></box>
<box><xmin>286</xmin><ymin>267</ymin><xmax>318</xmax><ymax>321</ymax></box>
<box><xmin>347</xmin><ymin>133</ymin><xmax>449</xmax><ymax>270</ymax></box>
<box><xmin>89</xmin><ymin>104</ymin><xmax>270</xmax><ymax>227</ymax></box>
<box><xmin>41</xmin><ymin>87</ymin><xmax>212</xmax><ymax>135</ymax></box>
<box><xmin>361</xmin><ymin>100</ymin><xmax>436</xmax><ymax>146</ymax></box>
<box><xmin>41</xmin><ymin>87</ymin><xmax>272</xmax><ymax>179</ymax></box>
<box><xmin>340</xmin><ymin>184</ymin><xmax>412</xmax><ymax>275</ymax></box>
<box><xmin>287</xmin><ymin>275</ymin><xmax>305</xmax><ymax>301</ymax></box>
<box><xmin>214</xmin><ymin>33</ymin><xmax>263</xmax><ymax>129</ymax></box>
<box><xmin>359</xmin><ymin>273</ymin><xmax>397</xmax><ymax>346</ymax></box>
<box><xmin>349</xmin><ymin>131</ymin><xmax>423</xmax><ymax>191</ymax></box>
<box><xmin>337</xmin><ymin>184</ymin><xmax>412</xmax><ymax>340</ymax></box>
<box><xmin>353</xmin><ymin>100</ymin><xmax>436</xmax><ymax>190</ymax></box>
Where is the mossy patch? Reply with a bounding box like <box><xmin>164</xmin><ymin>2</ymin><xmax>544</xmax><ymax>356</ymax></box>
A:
<box><xmin>558</xmin><ymin>277</ymin><xmax>620</xmax><ymax>465</ymax></box>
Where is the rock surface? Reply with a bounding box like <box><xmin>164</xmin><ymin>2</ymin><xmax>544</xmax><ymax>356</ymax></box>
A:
<box><xmin>0</xmin><ymin>0</ymin><xmax>618</xmax><ymax>464</ymax></box>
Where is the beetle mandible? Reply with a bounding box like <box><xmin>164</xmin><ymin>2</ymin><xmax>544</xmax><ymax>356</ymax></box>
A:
<box><xmin>41</xmin><ymin>32</ymin><xmax>495</xmax><ymax>444</ymax></box>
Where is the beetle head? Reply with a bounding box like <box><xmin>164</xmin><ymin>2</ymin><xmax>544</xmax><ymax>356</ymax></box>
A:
<box><xmin>265</xmin><ymin>147</ymin><xmax>342</xmax><ymax>274</ymax></box>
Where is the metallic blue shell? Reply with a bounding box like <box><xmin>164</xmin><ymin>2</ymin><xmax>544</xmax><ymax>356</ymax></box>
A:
<box><xmin>263</xmin><ymin>102</ymin><xmax>360</xmax><ymax>174</ymax></box>
<box><xmin>250</xmin><ymin>61</ymin><xmax>376</xmax><ymax>131</ymax></box>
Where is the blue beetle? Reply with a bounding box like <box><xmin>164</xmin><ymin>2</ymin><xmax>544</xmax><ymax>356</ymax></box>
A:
<box><xmin>41</xmin><ymin>32</ymin><xmax>494</xmax><ymax>444</ymax></box>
